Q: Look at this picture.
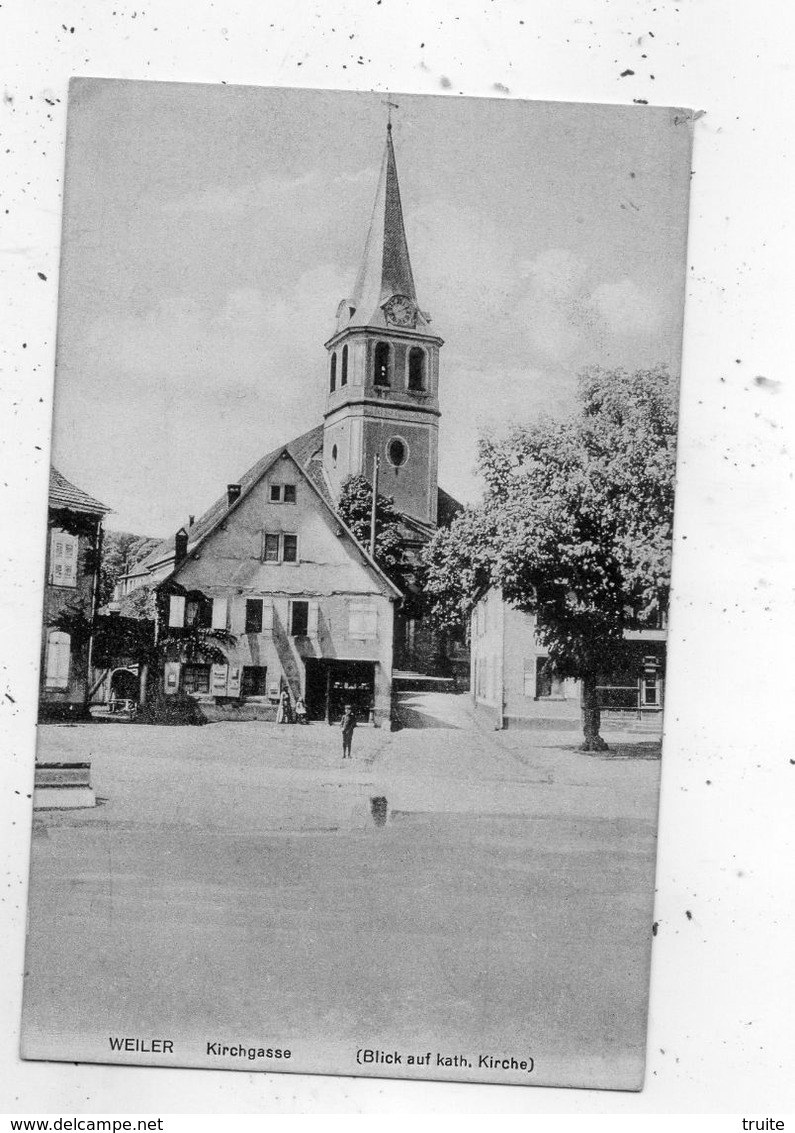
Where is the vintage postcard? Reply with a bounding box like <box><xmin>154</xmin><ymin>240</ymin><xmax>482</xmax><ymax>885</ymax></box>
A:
<box><xmin>21</xmin><ymin>79</ymin><xmax>692</xmax><ymax>1090</ymax></box>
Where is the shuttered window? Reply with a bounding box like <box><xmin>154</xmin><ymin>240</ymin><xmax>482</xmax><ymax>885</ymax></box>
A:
<box><xmin>290</xmin><ymin>600</ymin><xmax>309</xmax><ymax>636</ymax></box>
<box><xmin>183</xmin><ymin>665</ymin><xmax>210</xmax><ymax>695</ymax></box>
<box><xmin>348</xmin><ymin>600</ymin><xmax>378</xmax><ymax>640</ymax></box>
<box><xmin>49</xmin><ymin>529</ymin><xmax>78</xmax><ymax>587</ymax></box>
<box><xmin>245</xmin><ymin>599</ymin><xmax>263</xmax><ymax>634</ymax></box>
<box><xmin>45</xmin><ymin>630</ymin><xmax>71</xmax><ymax>688</ymax></box>
<box><xmin>168</xmin><ymin>595</ymin><xmax>185</xmax><ymax>628</ymax></box>
<box><xmin>211</xmin><ymin>597</ymin><xmax>228</xmax><ymax>630</ymax></box>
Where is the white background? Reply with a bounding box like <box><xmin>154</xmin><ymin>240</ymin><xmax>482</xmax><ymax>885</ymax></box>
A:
<box><xmin>1</xmin><ymin>0</ymin><xmax>793</xmax><ymax>1117</ymax></box>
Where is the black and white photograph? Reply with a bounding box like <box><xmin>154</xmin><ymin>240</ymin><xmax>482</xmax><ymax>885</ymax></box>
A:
<box><xmin>20</xmin><ymin>79</ymin><xmax>693</xmax><ymax>1090</ymax></box>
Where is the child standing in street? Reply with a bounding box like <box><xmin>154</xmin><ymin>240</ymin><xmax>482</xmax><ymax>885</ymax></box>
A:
<box><xmin>340</xmin><ymin>704</ymin><xmax>356</xmax><ymax>759</ymax></box>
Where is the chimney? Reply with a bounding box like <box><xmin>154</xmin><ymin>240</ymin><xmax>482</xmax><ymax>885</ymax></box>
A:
<box><xmin>188</xmin><ymin>514</ymin><xmax>195</xmax><ymax>528</ymax></box>
<box><xmin>174</xmin><ymin>527</ymin><xmax>189</xmax><ymax>566</ymax></box>
<box><xmin>227</xmin><ymin>484</ymin><xmax>241</xmax><ymax>508</ymax></box>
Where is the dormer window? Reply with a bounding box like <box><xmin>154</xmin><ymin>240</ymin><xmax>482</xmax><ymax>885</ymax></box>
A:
<box><xmin>341</xmin><ymin>344</ymin><xmax>349</xmax><ymax>386</ymax></box>
<box><xmin>408</xmin><ymin>347</ymin><xmax>426</xmax><ymax>391</ymax></box>
<box><xmin>330</xmin><ymin>351</ymin><xmax>337</xmax><ymax>392</ymax></box>
<box><xmin>374</xmin><ymin>342</ymin><xmax>390</xmax><ymax>387</ymax></box>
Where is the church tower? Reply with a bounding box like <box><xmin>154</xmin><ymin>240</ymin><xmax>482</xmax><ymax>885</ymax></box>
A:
<box><xmin>323</xmin><ymin>122</ymin><xmax>444</xmax><ymax>527</ymax></box>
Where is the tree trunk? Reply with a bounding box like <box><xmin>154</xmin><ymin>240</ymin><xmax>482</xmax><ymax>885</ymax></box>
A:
<box><xmin>138</xmin><ymin>662</ymin><xmax>149</xmax><ymax>706</ymax></box>
<box><xmin>581</xmin><ymin>672</ymin><xmax>609</xmax><ymax>752</ymax></box>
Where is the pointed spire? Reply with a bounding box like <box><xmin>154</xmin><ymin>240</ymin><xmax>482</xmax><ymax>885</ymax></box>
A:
<box><xmin>340</xmin><ymin>124</ymin><xmax>428</xmax><ymax>332</ymax></box>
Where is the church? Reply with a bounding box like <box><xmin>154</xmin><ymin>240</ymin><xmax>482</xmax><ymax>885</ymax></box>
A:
<box><xmin>116</xmin><ymin>120</ymin><xmax>466</xmax><ymax>723</ymax></box>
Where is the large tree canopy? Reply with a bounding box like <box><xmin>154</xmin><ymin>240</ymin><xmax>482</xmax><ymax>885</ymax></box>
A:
<box><xmin>421</xmin><ymin>365</ymin><xmax>677</xmax><ymax>747</ymax></box>
<box><xmin>336</xmin><ymin>474</ymin><xmax>412</xmax><ymax>590</ymax></box>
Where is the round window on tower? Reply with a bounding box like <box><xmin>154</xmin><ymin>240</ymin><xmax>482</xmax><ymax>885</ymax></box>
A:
<box><xmin>386</xmin><ymin>437</ymin><xmax>408</xmax><ymax>468</ymax></box>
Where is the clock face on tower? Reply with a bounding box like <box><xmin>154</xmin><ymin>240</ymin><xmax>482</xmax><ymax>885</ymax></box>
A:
<box><xmin>384</xmin><ymin>294</ymin><xmax>416</xmax><ymax>327</ymax></box>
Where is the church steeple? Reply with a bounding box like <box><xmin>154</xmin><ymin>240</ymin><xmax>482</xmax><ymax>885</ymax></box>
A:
<box><xmin>335</xmin><ymin>125</ymin><xmax>430</xmax><ymax>335</ymax></box>
<box><xmin>323</xmin><ymin>120</ymin><xmax>444</xmax><ymax>527</ymax></box>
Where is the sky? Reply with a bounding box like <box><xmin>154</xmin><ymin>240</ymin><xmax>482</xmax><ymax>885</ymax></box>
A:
<box><xmin>51</xmin><ymin>80</ymin><xmax>693</xmax><ymax>535</ymax></box>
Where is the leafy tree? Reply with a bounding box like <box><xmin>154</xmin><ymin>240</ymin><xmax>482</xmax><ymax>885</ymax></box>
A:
<box><xmin>157</xmin><ymin>625</ymin><xmax>237</xmax><ymax>666</ymax></box>
<box><xmin>336</xmin><ymin>474</ymin><xmax>412</xmax><ymax>589</ymax></box>
<box><xmin>421</xmin><ymin>365</ymin><xmax>677</xmax><ymax>750</ymax></box>
<box><xmin>99</xmin><ymin>530</ymin><xmax>160</xmax><ymax>606</ymax></box>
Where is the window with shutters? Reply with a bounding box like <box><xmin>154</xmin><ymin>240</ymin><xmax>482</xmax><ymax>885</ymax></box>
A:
<box><xmin>290</xmin><ymin>600</ymin><xmax>309</xmax><ymax>636</ymax></box>
<box><xmin>185</xmin><ymin>594</ymin><xmax>212</xmax><ymax>629</ymax></box>
<box><xmin>183</xmin><ymin>665</ymin><xmax>210</xmax><ymax>695</ymax></box>
<box><xmin>242</xmin><ymin>666</ymin><xmax>268</xmax><ymax>697</ymax></box>
<box><xmin>49</xmin><ymin>529</ymin><xmax>78</xmax><ymax>587</ymax></box>
<box><xmin>348</xmin><ymin>599</ymin><xmax>378</xmax><ymax>640</ymax></box>
<box><xmin>44</xmin><ymin>630</ymin><xmax>71</xmax><ymax>688</ymax></box>
<box><xmin>245</xmin><ymin>599</ymin><xmax>263</xmax><ymax>634</ymax></box>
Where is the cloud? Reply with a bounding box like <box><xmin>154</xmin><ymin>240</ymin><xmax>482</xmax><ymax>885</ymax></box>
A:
<box><xmin>162</xmin><ymin>167</ymin><xmax>378</xmax><ymax>218</ymax></box>
<box><xmin>410</xmin><ymin>201</ymin><xmax>664</xmax><ymax>374</ymax></box>
<box><xmin>591</xmin><ymin>278</ymin><xmax>662</xmax><ymax>335</ymax></box>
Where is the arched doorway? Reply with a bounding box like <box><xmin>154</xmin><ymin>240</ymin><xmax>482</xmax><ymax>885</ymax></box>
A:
<box><xmin>110</xmin><ymin>667</ymin><xmax>138</xmax><ymax>711</ymax></box>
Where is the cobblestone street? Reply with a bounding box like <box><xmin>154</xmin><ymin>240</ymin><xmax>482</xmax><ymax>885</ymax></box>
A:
<box><xmin>22</xmin><ymin>693</ymin><xmax>662</xmax><ymax>1090</ymax></box>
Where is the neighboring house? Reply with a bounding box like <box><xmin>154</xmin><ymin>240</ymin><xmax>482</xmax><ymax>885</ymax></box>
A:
<box><xmin>116</xmin><ymin>121</ymin><xmax>469</xmax><ymax>714</ymax></box>
<box><xmin>471</xmin><ymin>586</ymin><xmax>666</xmax><ymax>731</ymax></box>
<box><xmin>40</xmin><ymin>467</ymin><xmax>111</xmax><ymax>721</ymax></box>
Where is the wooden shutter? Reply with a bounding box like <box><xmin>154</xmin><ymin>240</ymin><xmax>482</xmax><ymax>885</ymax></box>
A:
<box><xmin>227</xmin><ymin>666</ymin><xmax>242</xmax><ymax>698</ymax></box>
<box><xmin>49</xmin><ymin>529</ymin><xmax>78</xmax><ymax>587</ymax></box>
<box><xmin>307</xmin><ymin>599</ymin><xmax>319</xmax><ymax>637</ymax></box>
<box><xmin>348</xmin><ymin>600</ymin><xmax>377</xmax><ymax>639</ymax></box>
<box><xmin>168</xmin><ymin>595</ymin><xmax>185</xmax><ymax>628</ymax></box>
<box><xmin>45</xmin><ymin>630</ymin><xmax>71</xmax><ymax>688</ymax></box>
<box><xmin>211</xmin><ymin>597</ymin><xmax>228</xmax><ymax>630</ymax></box>
<box><xmin>211</xmin><ymin>663</ymin><xmax>229</xmax><ymax>696</ymax></box>
<box><xmin>262</xmin><ymin>600</ymin><xmax>274</xmax><ymax>633</ymax></box>
<box><xmin>231</xmin><ymin>598</ymin><xmax>248</xmax><ymax>634</ymax></box>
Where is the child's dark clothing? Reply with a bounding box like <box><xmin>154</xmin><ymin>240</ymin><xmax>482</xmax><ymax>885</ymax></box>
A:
<box><xmin>340</xmin><ymin>709</ymin><xmax>356</xmax><ymax>759</ymax></box>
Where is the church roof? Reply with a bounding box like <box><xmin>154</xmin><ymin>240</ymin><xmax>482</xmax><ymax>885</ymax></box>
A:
<box><xmin>336</xmin><ymin>126</ymin><xmax>430</xmax><ymax>334</ymax></box>
<box><xmin>49</xmin><ymin>466</ymin><xmax>111</xmax><ymax>516</ymax></box>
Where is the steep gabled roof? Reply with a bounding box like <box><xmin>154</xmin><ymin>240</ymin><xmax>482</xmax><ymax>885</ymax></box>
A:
<box><xmin>137</xmin><ymin>425</ymin><xmax>326</xmax><ymax>572</ymax></box>
<box><xmin>148</xmin><ymin>424</ymin><xmax>401</xmax><ymax>599</ymax></box>
<box><xmin>49</xmin><ymin>466</ymin><xmax>111</xmax><ymax>516</ymax></box>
